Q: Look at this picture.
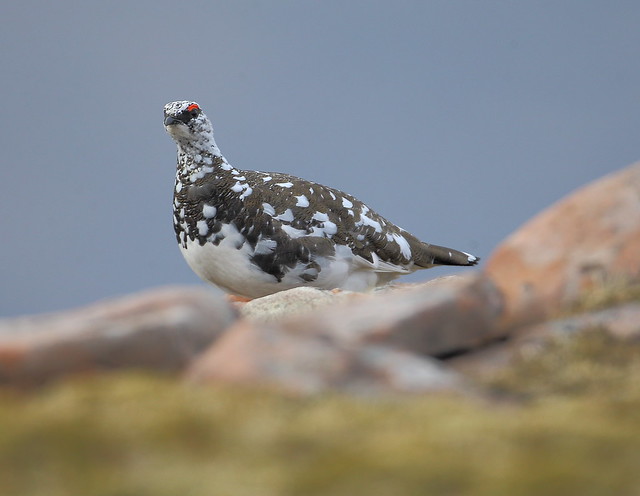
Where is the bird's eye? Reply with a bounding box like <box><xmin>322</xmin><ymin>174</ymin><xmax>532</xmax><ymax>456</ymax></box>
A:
<box><xmin>187</xmin><ymin>104</ymin><xmax>200</xmax><ymax>119</ymax></box>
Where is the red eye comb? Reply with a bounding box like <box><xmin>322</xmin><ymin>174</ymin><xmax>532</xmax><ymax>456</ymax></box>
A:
<box><xmin>187</xmin><ymin>104</ymin><xmax>200</xmax><ymax>112</ymax></box>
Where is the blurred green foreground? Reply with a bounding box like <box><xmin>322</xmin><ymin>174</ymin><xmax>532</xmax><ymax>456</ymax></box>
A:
<box><xmin>0</xmin><ymin>327</ymin><xmax>639</xmax><ymax>496</ymax></box>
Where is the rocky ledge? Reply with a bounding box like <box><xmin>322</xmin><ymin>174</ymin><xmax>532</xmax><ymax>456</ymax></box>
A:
<box><xmin>1</xmin><ymin>163</ymin><xmax>639</xmax><ymax>396</ymax></box>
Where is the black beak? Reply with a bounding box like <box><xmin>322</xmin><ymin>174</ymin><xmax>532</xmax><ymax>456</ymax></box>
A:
<box><xmin>164</xmin><ymin>115</ymin><xmax>181</xmax><ymax>126</ymax></box>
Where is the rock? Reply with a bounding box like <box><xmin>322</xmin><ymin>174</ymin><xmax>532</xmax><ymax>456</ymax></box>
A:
<box><xmin>240</xmin><ymin>286</ymin><xmax>361</xmax><ymax>322</ymax></box>
<box><xmin>517</xmin><ymin>302</ymin><xmax>640</xmax><ymax>342</ymax></box>
<box><xmin>351</xmin><ymin>345</ymin><xmax>463</xmax><ymax>395</ymax></box>
<box><xmin>188</xmin><ymin>273</ymin><xmax>502</xmax><ymax>395</ymax></box>
<box><xmin>186</xmin><ymin>319</ymin><xmax>464</xmax><ymax>395</ymax></box>
<box><xmin>445</xmin><ymin>340</ymin><xmax>514</xmax><ymax>378</ymax></box>
<box><xmin>239</xmin><ymin>277</ymin><xmax>474</xmax><ymax>323</ymax></box>
<box><xmin>0</xmin><ymin>286</ymin><xmax>236</xmax><ymax>386</ymax></box>
<box><xmin>485</xmin><ymin>163</ymin><xmax>640</xmax><ymax>330</ymax></box>
<box><xmin>448</xmin><ymin>303</ymin><xmax>640</xmax><ymax>378</ymax></box>
<box><xmin>287</xmin><ymin>272</ymin><xmax>504</xmax><ymax>357</ymax></box>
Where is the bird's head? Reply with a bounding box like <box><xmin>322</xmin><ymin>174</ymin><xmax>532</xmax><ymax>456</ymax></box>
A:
<box><xmin>163</xmin><ymin>101</ymin><xmax>215</xmax><ymax>151</ymax></box>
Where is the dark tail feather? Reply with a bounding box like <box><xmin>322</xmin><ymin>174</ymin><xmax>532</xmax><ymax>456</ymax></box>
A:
<box><xmin>415</xmin><ymin>243</ymin><xmax>480</xmax><ymax>268</ymax></box>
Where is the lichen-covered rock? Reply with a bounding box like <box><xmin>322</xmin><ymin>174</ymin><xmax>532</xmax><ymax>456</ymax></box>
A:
<box><xmin>449</xmin><ymin>301</ymin><xmax>640</xmax><ymax>379</ymax></box>
<box><xmin>0</xmin><ymin>286</ymin><xmax>236</xmax><ymax>386</ymax></box>
<box><xmin>240</xmin><ymin>286</ymin><xmax>360</xmax><ymax>322</ymax></box>
<box><xmin>485</xmin><ymin>162</ymin><xmax>640</xmax><ymax>330</ymax></box>
<box><xmin>518</xmin><ymin>302</ymin><xmax>640</xmax><ymax>342</ymax></box>
<box><xmin>286</xmin><ymin>272</ymin><xmax>504</xmax><ymax>357</ymax></box>
<box><xmin>186</xmin><ymin>319</ymin><xmax>464</xmax><ymax>395</ymax></box>
<box><xmin>188</xmin><ymin>273</ymin><xmax>502</xmax><ymax>395</ymax></box>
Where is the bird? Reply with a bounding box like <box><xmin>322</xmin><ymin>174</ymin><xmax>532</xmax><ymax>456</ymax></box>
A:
<box><xmin>164</xmin><ymin>100</ymin><xmax>479</xmax><ymax>299</ymax></box>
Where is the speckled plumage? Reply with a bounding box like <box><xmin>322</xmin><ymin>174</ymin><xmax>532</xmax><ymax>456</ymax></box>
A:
<box><xmin>164</xmin><ymin>100</ymin><xmax>479</xmax><ymax>298</ymax></box>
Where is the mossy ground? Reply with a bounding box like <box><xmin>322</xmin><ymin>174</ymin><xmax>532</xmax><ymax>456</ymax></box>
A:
<box><xmin>1</xmin><ymin>327</ymin><xmax>640</xmax><ymax>496</ymax></box>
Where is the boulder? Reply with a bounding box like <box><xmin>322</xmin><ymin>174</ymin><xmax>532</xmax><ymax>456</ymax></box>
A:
<box><xmin>448</xmin><ymin>302</ymin><xmax>640</xmax><ymax>378</ymax></box>
<box><xmin>485</xmin><ymin>163</ymin><xmax>640</xmax><ymax>330</ymax></box>
<box><xmin>186</xmin><ymin>318</ymin><xmax>464</xmax><ymax>395</ymax></box>
<box><xmin>0</xmin><ymin>286</ymin><xmax>236</xmax><ymax>386</ymax></box>
<box><xmin>188</xmin><ymin>273</ymin><xmax>502</xmax><ymax>395</ymax></box>
<box><xmin>240</xmin><ymin>286</ymin><xmax>360</xmax><ymax>322</ymax></box>
<box><xmin>517</xmin><ymin>302</ymin><xmax>640</xmax><ymax>342</ymax></box>
<box><xmin>286</xmin><ymin>272</ymin><xmax>504</xmax><ymax>357</ymax></box>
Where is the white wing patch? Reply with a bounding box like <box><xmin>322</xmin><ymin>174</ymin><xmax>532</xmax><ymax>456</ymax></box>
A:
<box><xmin>311</xmin><ymin>211</ymin><xmax>329</xmax><ymax>222</ymax></box>
<box><xmin>282</xmin><ymin>224</ymin><xmax>306</xmax><ymax>238</ymax></box>
<box><xmin>392</xmin><ymin>233</ymin><xmax>412</xmax><ymax>260</ymax></box>
<box><xmin>202</xmin><ymin>204</ymin><xmax>217</xmax><ymax>218</ymax></box>
<box><xmin>294</xmin><ymin>195</ymin><xmax>310</xmax><ymax>207</ymax></box>
<box><xmin>239</xmin><ymin>185</ymin><xmax>253</xmax><ymax>199</ymax></box>
<box><xmin>275</xmin><ymin>209</ymin><xmax>294</xmax><ymax>222</ymax></box>
<box><xmin>253</xmin><ymin>238</ymin><xmax>278</xmax><ymax>255</ymax></box>
<box><xmin>262</xmin><ymin>203</ymin><xmax>276</xmax><ymax>216</ymax></box>
<box><xmin>351</xmin><ymin>250</ymin><xmax>411</xmax><ymax>274</ymax></box>
<box><xmin>358</xmin><ymin>214</ymin><xmax>382</xmax><ymax>233</ymax></box>
<box><xmin>196</xmin><ymin>220</ymin><xmax>209</xmax><ymax>236</ymax></box>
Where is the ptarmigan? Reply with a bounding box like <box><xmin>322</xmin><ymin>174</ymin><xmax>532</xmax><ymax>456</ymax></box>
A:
<box><xmin>164</xmin><ymin>100</ymin><xmax>479</xmax><ymax>298</ymax></box>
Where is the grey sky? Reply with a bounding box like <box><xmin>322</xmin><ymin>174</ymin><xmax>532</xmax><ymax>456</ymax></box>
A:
<box><xmin>2</xmin><ymin>2</ymin><xmax>639</xmax><ymax>316</ymax></box>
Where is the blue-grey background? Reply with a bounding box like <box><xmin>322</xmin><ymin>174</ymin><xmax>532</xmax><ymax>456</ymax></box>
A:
<box><xmin>2</xmin><ymin>1</ymin><xmax>639</xmax><ymax>316</ymax></box>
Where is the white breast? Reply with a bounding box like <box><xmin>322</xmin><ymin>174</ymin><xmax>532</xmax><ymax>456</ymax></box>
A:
<box><xmin>179</xmin><ymin>223</ymin><xmax>276</xmax><ymax>297</ymax></box>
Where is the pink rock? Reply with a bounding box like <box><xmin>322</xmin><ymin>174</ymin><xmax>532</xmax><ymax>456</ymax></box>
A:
<box><xmin>186</xmin><ymin>319</ymin><xmax>464</xmax><ymax>395</ymax></box>
<box><xmin>449</xmin><ymin>303</ymin><xmax>640</xmax><ymax>378</ymax></box>
<box><xmin>517</xmin><ymin>302</ymin><xmax>640</xmax><ymax>342</ymax></box>
<box><xmin>289</xmin><ymin>272</ymin><xmax>504</xmax><ymax>357</ymax></box>
<box><xmin>187</xmin><ymin>274</ymin><xmax>503</xmax><ymax>396</ymax></box>
<box><xmin>485</xmin><ymin>163</ymin><xmax>640</xmax><ymax>330</ymax></box>
<box><xmin>0</xmin><ymin>286</ymin><xmax>236</xmax><ymax>386</ymax></box>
